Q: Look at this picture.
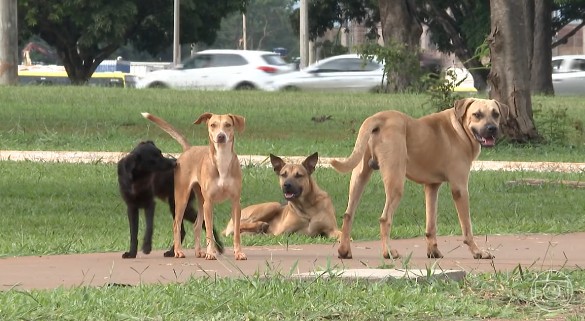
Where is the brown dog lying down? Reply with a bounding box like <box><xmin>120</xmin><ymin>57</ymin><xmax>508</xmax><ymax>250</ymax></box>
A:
<box><xmin>331</xmin><ymin>98</ymin><xmax>509</xmax><ymax>260</ymax></box>
<box><xmin>224</xmin><ymin>153</ymin><xmax>341</xmax><ymax>238</ymax></box>
<box><xmin>117</xmin><ymin>141</ymin><xmax>223</xmax><ymax>258</ymax></box>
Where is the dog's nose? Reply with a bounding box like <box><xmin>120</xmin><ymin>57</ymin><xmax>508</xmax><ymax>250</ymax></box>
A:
<box><xmin>486</xmin><ymin>124</ymin><xmax>497</xmax><ymax>135</ymax></box>
<box><xmin>216</xmin><ymin>133</ymin><xmax>227</xmax><ymax>143</ymax></box>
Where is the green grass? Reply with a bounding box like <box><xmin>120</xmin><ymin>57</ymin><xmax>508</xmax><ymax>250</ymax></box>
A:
<box><xmin>2</xmin><ymin>86</ymin><xmax>585</xmax><ymax>320</ymax></box>
<box><xmin>2</xmin><ymin>86</ymin><xmax>585</xmax><ymax>161</ymax></box>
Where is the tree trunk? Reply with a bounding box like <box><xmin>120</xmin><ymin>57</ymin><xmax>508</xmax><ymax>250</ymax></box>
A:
<box><xmin>531</xmin><ymin>0</ymin><xmax>554</xmax><ymax>95</ymax></box>
<box><xmin>488</xmin><ymin>0</ymin><xmax>540</xmax><ymax>143</ymax></box>
<box><xmin>378</xmin><ymin>0</ymin><xmax>422</xmax><ymax>91</ymax></box>
<box><xmin>0</xmin><ymin>0</ymin><xmax>18</xmax><ymax>86</ymax></box>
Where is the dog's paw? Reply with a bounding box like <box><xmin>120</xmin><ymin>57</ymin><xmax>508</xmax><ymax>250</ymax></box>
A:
<box><xmin>427</xmin><ymin>248</ymin><xmax>444</xmax><ymax>259</ymax></box>
<box><xmin>174</xmin><ymin>250</ymin><xmax>186</xmax><ymax>258</ymax></box>
<box><xmin>205</xmin><ymin>252</ymin><xmax>217</xmax><ymax>260</ymax></box>
<box><xmin>473</xmin><ymin>250</ymin><xmax>494</xmax><ymax>260</ymax></box>
<box><xmin>122</xmin><ymin>252</ymin><xmax>137</xmax><ymax>259</ymax></box>
<box><xmin>337</xmin><ymin>248</ymin><xmax>352</xmax><ymax>259</ymax></box>
<box><xmin>163</xmin><ymin>250</ymin><xmax>174</xmax><ymax>257</ymax></box>
<box><xmin>234</xmin><ymin>251</ymin><xmax>247</xmax><ymax>260</ymax></box>
<box><xmin>383</xmin><ymin>249</ymin><xmax>400</xmax><ymax>260</ymax></box>
<box><xmin>142</xmin><ymin>245</ymin><xmax>152</xmax><ymax>255</ymax></box>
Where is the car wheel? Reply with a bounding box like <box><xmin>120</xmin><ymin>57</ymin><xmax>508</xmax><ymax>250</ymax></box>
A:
<box><xmin>235</xmin><ymin>82</ymin><xmax>256</xmax><ymax>90</ymax></box>
<box><xmin>148</xmin><ymin>82</ymin><xmax>168</xmax><ymax>89</ymax></box>
<box><xmin>282</xmin><ymin>85</ymin><xmax>300</xmax><ymax>91</ymax></box>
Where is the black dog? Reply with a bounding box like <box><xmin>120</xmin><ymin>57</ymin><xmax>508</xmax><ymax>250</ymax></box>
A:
<box><xmin>117</xmin><ymin>141</ymin><xmax>223</xmax><ymax>258</ymax></box>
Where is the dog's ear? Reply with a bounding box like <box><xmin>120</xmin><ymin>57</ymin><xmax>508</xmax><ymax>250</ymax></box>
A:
<box><xmin>269</xmin><ymin>154</ymin><xmax>285</xmax><ymax>174</ymax></box>
<box><xmin>453</xmin><ymin>98</ymin><xmax>475</xmax><ymax>121</ymax></box>
<box><xmin>302</xmin><ymin>152</ymin><xmax>319</xmax><ymax>175</ymax></box>
<box><xmin>194</xmin><ymin>112</ymin><xmax>213</xmax><ymax>125</ymax></box>
<box><xmin>229</xmin><ymin>114</ymin><xmax>246</xmax><ymax>133</ymax></box>
<box><xmin>494</xmin><ymin>100</ymin><xmax>510</xmax><ymax>122</ymax></box>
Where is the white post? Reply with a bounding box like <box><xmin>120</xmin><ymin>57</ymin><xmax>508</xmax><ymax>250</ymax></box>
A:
<box><xmin>173</xmin><ymin>0</ymin><xmax>181</xmax><ymax>66</ymax></box>
<box><xmin>299</xmin><ymin>0</ymin><xmax>309</xmax><ymax>69</ymax></box>
<box><xmin>242</xmin><ymin>13</ymin><xmax>247</xmax><ymax>50</ymax></box>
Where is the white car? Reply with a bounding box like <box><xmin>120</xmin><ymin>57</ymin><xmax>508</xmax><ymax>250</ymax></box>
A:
<box><xmin>265</xmin><ymin>54</ymin><xmax>385</xmax><ymax>92</ymax></box>
<box><xmin>135</xmin><ymin>49</ymin><xmax>292</xmax><ymax>90</ymax></box>
<box><xmin>552</xmin><ymin>55</ymin><xmax>585</xmax><ymax>95</ymax></box>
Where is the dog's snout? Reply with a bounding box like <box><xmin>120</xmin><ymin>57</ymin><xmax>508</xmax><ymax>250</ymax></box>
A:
<box><xmin>216</xmin><ymin>133</ymin><xmax>227</xmax><ymax>143</ymax></box>
<box><xmin>283</xmin><ymin>182</ymin><xmax>292</xmax><ymax>191</ymax></box>
<box><xmin>486</xmin><ymin>124</ymin><xmax>498</xmax><ymax>134</ymax></box>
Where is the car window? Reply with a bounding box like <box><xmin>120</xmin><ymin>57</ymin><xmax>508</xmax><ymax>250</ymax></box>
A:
<box><xmin>570</xmin><ymin>59</ymin><xmax>585</xmax><ymax>71</ymax></box>
<box><xmin>182</xmin><ymin>55</ymin><xmax>212</xmax><ymax>69</ymax></box>
<box><xmin>552</xmin><ymin>59</ymin><xmax>562</xmax><ymax>73</ymax></box>
<box><xmin>209</xmin><ymin>54</ymin><xmax>248</xmax><ymax>67</ymax></box>
<box><xmin>261</xmin><ymin>54</ymin><xmax>287</xmax><ymax>66</ymax></box>
<box><xmin>317</xmin><ymin>58</ymin><xmax>380</xmax><ymax>72</ymax></box>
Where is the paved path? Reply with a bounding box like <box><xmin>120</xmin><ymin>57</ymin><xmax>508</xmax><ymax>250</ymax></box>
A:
<box><xmin>1</xmin><ymin>233</ymin><xmax>583</xmax><ymax>290</ymax></box>
<box><xmin>1</xmin><ymin>151</ymin><xmax>584</xmax><ymax>290</ymax></box>
<box><xmin>3</xmin><ymin>150</ymin><xmax>585</xmax><ymax>172</ymax></box>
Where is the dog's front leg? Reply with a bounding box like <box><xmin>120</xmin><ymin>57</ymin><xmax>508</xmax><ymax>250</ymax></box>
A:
<box><xmin>231</xmin><ymin>199</ymin><xmax>247</xmax><ymax>260</ymax></box>
<box><xmin>202</xmin><ymin>200</ymin><xmax>218</xmax><ymax>260</ymax></box>
<box><xmin>451</xmin><ymin>182</ymin><xmax>493</xmax><ymax>259</ymax></box>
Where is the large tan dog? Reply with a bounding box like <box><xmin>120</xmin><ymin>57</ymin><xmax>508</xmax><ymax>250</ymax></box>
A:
<box><xmin>142</xmin><ymin>112</ymin><xmax>247</xmax><ymax>260</ymax></box>
<box><xmin>331</xmin><ymin>98</ymin><xmax>508</xmax><ymax>260</ymax></box>
<box><xmin>223</xmin><ymin>153</ymin><xmax>341</xmax><ymax>238</ymax></box>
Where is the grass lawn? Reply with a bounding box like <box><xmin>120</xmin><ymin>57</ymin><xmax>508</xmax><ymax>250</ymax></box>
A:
<box><xmin>1</xmin><ymin>86</ymin><xmax>584</xmax><ymax>320</ymax></box>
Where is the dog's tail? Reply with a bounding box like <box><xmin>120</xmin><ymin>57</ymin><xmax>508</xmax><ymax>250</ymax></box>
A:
<box><xmin>330</xmin><ymin>115</ymin><xmax>382</xmax><ymax>173</ymax></box>
<box><xmin>142</xmin><ymin>113</ymin><xmax>191</xmax><ymax>152</ymax></box>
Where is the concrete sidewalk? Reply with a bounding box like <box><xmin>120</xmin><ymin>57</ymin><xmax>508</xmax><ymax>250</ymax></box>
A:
<box><xmin>1</xmin><ymin>232</ymin><xmax>583</xmax><ymax>290</ymax></box>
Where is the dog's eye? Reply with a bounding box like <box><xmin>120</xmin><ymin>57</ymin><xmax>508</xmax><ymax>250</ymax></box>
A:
<box><xmin>295</xmin><ymin>173</ymin><xmax>303</xmax><ymax>178</ymax></box>
<box><xmin>492</xmin><ymin>111</ymin><xmax>500</xmax><ymax>118</ymax></box>
<box><xmin>210</xmin><ymin>123</ymin><xmax>217</xmax><ymax>128</ymax></box>
<box><xmin>225</xmin><ymin>123</ymin><xmax>232</xmax><ymax>128</ymax></box>
<box><xmin>472</xmin><ymin>112</ymin><xmax>483</xmax><ymax>119</ymax></box>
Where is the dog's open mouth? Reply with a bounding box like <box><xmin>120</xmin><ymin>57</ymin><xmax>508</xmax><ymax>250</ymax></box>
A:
<box><xmin>284</xmin><ymin>192</ymin><xmax>297</xmax><ymax>199</ymax></box>
<box><xmin>474</xmin><ymin>132</ymin><xmax>496</xmax><ymax>147</ymax></box>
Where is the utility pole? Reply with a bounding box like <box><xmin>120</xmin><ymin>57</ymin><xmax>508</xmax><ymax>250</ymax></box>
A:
<box><xmin>299</xmin><ymin>0</ymin><xmax>309</xmax><ymax>69</ymax></box>
<box><xmin>0</xmin><ymin>0</ymin><xmax>18</xmax><ymax>85</ymax></box>
<box><xmin>242</xmin><ymin>13</ymin><xmax>247</xmax><ymax>50</ymax></box>
<box><xmin>173</xmin><ymin>0</ymin><xmax>181</xmax><ymax>66</ymax></box>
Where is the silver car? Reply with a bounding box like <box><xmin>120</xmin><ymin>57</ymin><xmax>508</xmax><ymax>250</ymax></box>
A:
<box><xmin>264</xmin><ymin>54</ymin><xmax>384</xmax><ymax>92</ymax></box>
<box><xmin>552</xmin><ymin>55</ymin><xmax>585</xmax><ymax>95</ymax></box>
<box><xmin>136</xmin><ymin>49</ymin><xmax>292</xmax><ymax>90</ymax></box>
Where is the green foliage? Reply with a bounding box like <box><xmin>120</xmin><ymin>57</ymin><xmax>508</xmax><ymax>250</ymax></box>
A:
<box><xmin>425</xmin><ymin>69</ymin><xmax>464</xmax><ymax>112</ymax></box>
<box><xmin>533</xmin><ymin>105</ymin><xmax>585</xmax><ymax>146</ymax></box>
<box><xmin>357</xmin><ymin>42</ymin><xmax>421</xmax><ymax>93</ymax></box>
<box><xmin>17</xmin><ymin>0</ymin><xmax>246</xmax><ymax>83</ymax></box>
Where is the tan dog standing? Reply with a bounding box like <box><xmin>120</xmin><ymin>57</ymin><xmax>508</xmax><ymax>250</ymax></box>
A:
<box><xmin>224</xmin><ymin>153</ymin><xmax>341</xmax><ymax>238</ymax></box>
<box><xmin>142</xmin><ymin>112</ymin><xmax>247</xmax><ymax>260</ymax></box>
<box><xmin>331</xmin><ymin>98</ymin><xmax>508</xmax><ymax>260</ymax></box>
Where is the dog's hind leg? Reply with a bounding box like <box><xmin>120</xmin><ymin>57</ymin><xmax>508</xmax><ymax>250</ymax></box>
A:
<box><xmin>172</xmin><ymin>182</ymin><xmax>191</xmax><ymax>259</ymax></box>
<box><xmin>376</xmin><ymin>139</ymin><xmax>406</xmax><ymax>260</ymax></box>
<box><xmin>424</xmin><ymin>183</ymin><xmax>443</xmax><ymax>258</ymax></box>
<box><xmin>123</xmin><ymin>206</ymin><xmax>140</xmax><ymax>258</ymax></box>
<box><xmin>142</xmin><ymin>201</ymin><xmax>155</xmax><ymax>255</ymax></box>
<box><xmin>338</xmin><ymin>158</ymin><xmax>374</xmax><ymax>259</ymax></box>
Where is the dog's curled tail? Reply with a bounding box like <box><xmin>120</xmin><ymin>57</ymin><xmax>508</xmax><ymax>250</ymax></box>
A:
<box><xmin>142</xmin><ymin>113</ymin><xmax>191</xmax><ymax>152</ymax></box>
<box><xmin>330</xmin><ymin>115</ymin><xmax>381</xmax><ymax>173</ymax></box>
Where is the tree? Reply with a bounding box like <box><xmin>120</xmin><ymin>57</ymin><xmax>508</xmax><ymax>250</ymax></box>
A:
<box><xmin>415</xmin><ymin>1</ymin><xmax>491</xmax><ymax>92</ymax></box>
<box><xmin>488</xmin><ymin>0</ymin><xmax>540</xmax><ymax>143</ymax></box>
<box><xmin>531</xmin><ymin>0</ymin><xmax>554</xmax><ymax>95</ymax></box>
<box><xmin>18</xmin><ymin>0</ymin><xmax>246</xmax><ymax>84</ymax></box>
<box><xmin>212</xmin><ymin>0</ymin><xmax>299</xmax><ymax>57</ymax></box>
<box><xmin>378</xmin><ymin>0</ymin><xmax>422</xmax><ymax>91</ymax></box>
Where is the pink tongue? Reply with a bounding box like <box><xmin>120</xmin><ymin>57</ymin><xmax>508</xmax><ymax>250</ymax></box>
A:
<box><xmin>482</xmin><ymin>137</ymin><xmax>495</xmax><ymax>146</ymax></box>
